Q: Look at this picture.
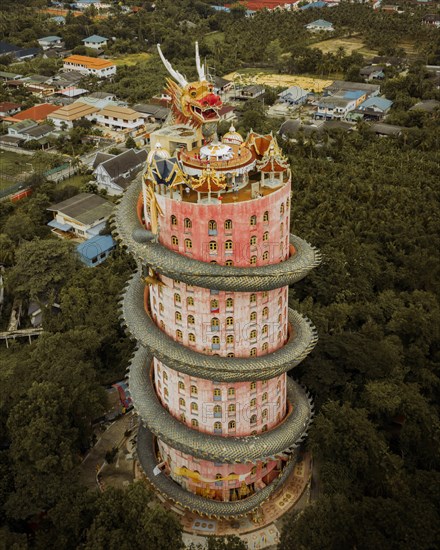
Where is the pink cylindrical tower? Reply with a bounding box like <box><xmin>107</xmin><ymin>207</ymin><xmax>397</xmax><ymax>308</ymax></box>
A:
<box><xmin>115</xmin><ymin>43</ymin><xmax>320</xmax><ymax>520</ymax></box>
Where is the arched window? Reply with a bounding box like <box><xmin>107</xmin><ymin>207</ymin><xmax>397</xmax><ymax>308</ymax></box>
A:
<box><xmin>171</xmin><ymin>215</ymin><xmax>177</xmax><ymax>226</ymax></box>
<box><xmin>226</xmin><ymin>259</ymin><xmax>233</xmax><ymax>266</ymax></box>
<box><xmin>226</xmin><ymin>334</ymin><xmax>234</xmax><ymax>344</ymax></box>
<box><xmin>280</xmin><ymin>222</ymin><xmax>284</xmax><ymax>235</ymax></box>
<box><xmin>226</xmin><ymin>316</ymin><xmax>234</xmax><ymax>327</ymax></box>
<box><xmin>250</xmin><ymin>311</ymin><xmax>257</xmax><ymax>322</ymax></box>
<box><xmin>187</xmin><ymin>314</ymin><xmax>195</xmax><ymax>325</ymax></box>
<box><xmin>250</xmin><ymin>256</ymin><xmax>257</xmax><ymax>265</ymax></box>
<box><xmin>262</xmin><ymin>342</ymin><xmax>268</xmax><ymax>351</ymax></box>
<box><xmin>208</xmin><ymin>220</ymin><xmax>217</xmax><ymax>234</ymax></box>
<box><xmin>262</xmin><ymin>324</ymin><xmax>268</xmax><ymax>335</ymax></box>
<box><xmin>263</xmin><ymin>251</ymin><xmax>269</xmax><ymax>261</ymax></box>
<box><xmin>278</xmin><ymin>330</ymin><xmax>282</xmax><ymax>340</ymax></box>
<box><xmin>214</xmin><ymin>388</ymin><xmax>221</xmax><ymax>399</ymax></box>
<box><xmin>250</xmin><ymin>348</ymin><xmax>257</xmax><ymax>357</ymax></box>
<box><xmin>262</xmin><ymin>424</ymin><xmax>268</xmax><ymax>432</ymax></box>
<box><xmin>175</xmin><ymin>311</ymin><xmax>182</xmax><ymax>322</ymax></box>
<box><xmin>160</xmin><ymin>320</ymin><xmax>165</xmax><ymax>330</ymax></box>
<box><xmin>250</xmin><ymin>398</ymin><xmax>256</xmax><ymax>408</ymax></box>
<box><xmin>226</xmin><ymin>297</ymin><xmax>234</xmax><ymax>308</ymax></box>
<box><xmin>179</xmin><ymin>397</ymin><xmax>185</xmax><ymax>407</ymax></box>
<box><xmin>184</xmin><ymin>218</ymin><xmax>192</xmax><ymax>228</ymax></box>
<box><xmin>227</xmin><ymin>352</ymin><xmax>234</xmax><ymax>357</ymax></box>
<box><xmin>225</xmin><ymin>240</ymin><xmax>233</xmax><ymax>251</ymax></box>
<box><xmin>250</xmin><ymin>235</ymin><xmax>257</xmax><ymax>246</ymax></box>
<box><xmin>277</xmin><ymin>397</ymin><xmax>280</xmax><ymax>407</ymax></box>
<box><xmin>278</xmin><ymin>313</ymin><xmax>282</xmax><ymax>323</ymax></box>
<box><xmin>178</xmin><ymin>381</ymin><xmax>185</xmax><ymax>391</ymax></box>
<box><xmin>210</xmin><ymin>299</ymin><xmax>219</xmax><ymax>311</ymax></box>
<box><xmin>277</xmin><ymin>380</ymin><xmax>281</xmax><ymax>392</ymax></box>
<box><xmin>228</xmin><ymin>387</ymin><xmax>235</xmax><ymax>397</ymax></box>
<box><xmin>212</xmin><ymin>335</ymin><xmax>220</xmax><ymax>345</ymax></box>
<box><xmin>189</xmin><ymin>333</ymin><xmax>196</xmax><ymax>343</ymax></box>
<box><xmin>211</xmin><ymin>317</ymin><xmax>220</xmax><ymax>329</ymax></box>
<box><xmin>263</xmin><ymin>231</ymin><xmax>269</xmax><ymax>242</ymax></box>
<box><xmin>224</xmin><ymin>219</ymin><xmax>232</xmax><ymax>230</ymax></box>
<box><xmin>176</xmin><ymin>329</ymin><xmax>183</xmax><ymax>340</ymax></box>
<box><xmin>172</xmin><ymin>235</ymin><xmax>179</xmax><ymax>246</ymax></box>
<box><xmin>278</xmin><ymin>296</ymin><xmax>283</xmax><ymax>307</ymax></box>
<box><xmin>180</xmin><ymin>413</ymin><xmax>185</xmax><ymax>422</ymax></box>
<box><xmin>209</xmin><ymin>241</ymin><xmax>217</xmax><ymax>252</ymax></box>
<box><xmin>228</xmin><ymin>420</ymin><xmax>236</xmax><ymax>430</ymax></box>
<box><xmin>163</xmin><ymin>371</ymin><xmax>168</xmax><ymax>381</ymax></box>
<box><xmin>187</xmin><ymin>296</ymin><xmax>194</xmax><ymax>306</ymax></box>
<box><xmin>262</xmin><ymin>307</ymin><xmax>269</xmax><ymax>318</ymax></box>
<box><xmin>214</xmin><ymin>422</ymin><xmax>222</xmax><ymax>430</ymax></box>
<box><xmin>192</xmin><ymin>418</ymin><xmax>198</xmax><ymax>427</ymax></box>
<box><xmin>262</xmin><ymin>409</ymin><xmax>268</xmax><ymax>418</ymax></box>
<box><xmin>250</xmin><ymin>381</ymin><xmax>256</xmax><ymax>391</ymax></box>
<box><xmin>263</xmin><ymin>211</ymin><xmax>269</xmax><ymax>222</ymax></box>
<box><xmin>228</xmin><ymin>403</ymin><xmax>236</xmax><ymax>413</ymax></box>
<box><xmin>262</xmin><ymin>392</ymin><xmax>268</xmax><ymax>402</ymax></box>
<box><xmin>250</xmin><ymin>293</ymin><xmax>257</xmax><ymax>304</ymax></box>
<box><xmin>250</xmin><ymin>414</ymin><xmax>257</xmax><ymax>424</ymax></box>
<box><xmin>191</xmin><ymin>385</ymin><xmax>198</xmax><ymax>395</ymax></box>
<box><xmin>216</xmin><ymin>473</ymin><xmax>222</xmax><ymax>480</ymax></box>
<box><xmin>159</xmin><ymin>303</ymin><xmax>164</xmax><ymax>312</ymax></box>
<box><xmin>250</xmin><ymin>215</ymin><xmax>257</xmax><ymax>226</ymax></box>
<box><xmin>280</xmin><ymin>203</ymin><xmax>284</xmax><ymax>216</ymax></box>
<box><xmin>250</xmin><ymin>329</ymin><xmax>257</xmax><ymax>340</ymax></box>
<box><xmin>191</xmin><ymin>402</ymin><xmax>198</xmax><ymax>412</ymax></box>
<box><xmin>184</xmin><ymin>238</ymin><xmax>192</xmax><ymax>249</ymax></box>
<box><xmin>262</xmin><ymin>291</ymin><xmax>268</xmax><ymax>299</ymax></box>
<box><xmin>214</xmin><ymin>404</ymin><xmax>222</xmax><ymax>415</ymax></box>
<box><xmin>174</xmin><ymin>293</ymin><xmax>181</xmax><ymax>304</ymax></box>
<box><xmin>164</xmin><ymin>387</ymin><xmax>169</xmax><ymax>397</ymax></box>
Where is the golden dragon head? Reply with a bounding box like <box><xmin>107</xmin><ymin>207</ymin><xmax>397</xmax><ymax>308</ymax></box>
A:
<box><xmin>157</xmin><ymin>42</ymin><xmax>222</xmax><ymax>129</ymax></box>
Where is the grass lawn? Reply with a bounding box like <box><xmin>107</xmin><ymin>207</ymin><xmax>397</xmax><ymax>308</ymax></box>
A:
<box><xmin>0</xmin><ymin>150</ymin><xmax>36</xmax><ymax>190</ymax></box>
<box><xmin>57</xmin><ymin>174</ymin><xmax>90</xmax><ymax>190</ymax></box>
<box><xmin>310</xmin><ymin>35</ymin><xmax>379</xmax><ymax>58</ymax></box>
<box><xmin>204</xmin><ymin>31</ymin><xmax>225</xmax><ymax>48</ymax></box>
<box><xmin>112</xmin><ymin>52</ymin><xmax>151</xmax><ymax>66</ymax></box>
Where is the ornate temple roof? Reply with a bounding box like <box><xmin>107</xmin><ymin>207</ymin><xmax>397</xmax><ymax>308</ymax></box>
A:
<box><xmin>189</xmin><ymin>165</ymin><xmax>227</xmax><ymax>193</ymax></box>
<box><xmin>145</xmin><ymin>156</ymin><xmax>187</xmax><ymax>187</ymax></box>
<box><xmin>256</xmin><ymin>142</ymin><xmax>289</xmax><ymax>173</ymax></box>
<box><xmin>222</xmin><ymin>124</ymin><xmax>244</xmax><ymax>146</ymax></box>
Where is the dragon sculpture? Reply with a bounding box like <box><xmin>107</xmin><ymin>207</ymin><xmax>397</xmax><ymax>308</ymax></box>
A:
<box><xmin>157</xmin><ymin>42</ymin><xmax>222</xmax><ymax>138</ymax></box>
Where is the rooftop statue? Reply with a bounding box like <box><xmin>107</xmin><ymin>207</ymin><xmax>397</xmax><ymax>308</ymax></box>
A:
<box><xmin>157</xmin><ymin>42</ymin><xmax>222</xmax><ymax>137</ymax></box>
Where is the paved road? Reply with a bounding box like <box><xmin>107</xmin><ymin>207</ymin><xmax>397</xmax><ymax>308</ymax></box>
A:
<box><xmin>79</xmin><ymin>412</ymin><xmax>135</xmax><ymax>490</ymax></box>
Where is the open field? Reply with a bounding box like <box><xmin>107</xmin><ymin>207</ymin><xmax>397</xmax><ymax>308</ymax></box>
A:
<box><xmin>112</xmin><ymin>52</ymin><xmax>151</xmax><ymax>66</ymax></box>
<box><xmin>223</xmin><ymin>70</ymin><xmax>332</xmax><ymax>92</ymax></box>
<box><xmin>57</xmin><ymin>174</ymin><xmax>90</xmax><ymax>190</ymax></box>
<box><xmin>310</xmin><ymin>36</ymin><xmax>379</xmax><ymax>58</ymax></box>
<box><xmin>0</xmin><ymin>150</ymin><xmax>35</xmax><ymax>190</ymax></box>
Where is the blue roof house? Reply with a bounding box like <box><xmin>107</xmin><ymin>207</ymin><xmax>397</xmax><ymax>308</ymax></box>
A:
<box><xmin>305</xmin><ymin>19</ymin><xmax>334</xmax><ymax>32</ymax></box>
<box><xmin>77</xmin><ymin>234</ymin><xmax>116</xmax><ymax>267</ymax></box>
<box><xmin>301</xmin><ymin>2</ymin><xmax>327</xmax><ymax>11</ymax></box>
<box><xmin>82</xmin><ymin>35</ymin><xmax>108</xmax><ymax>50</ymax></box>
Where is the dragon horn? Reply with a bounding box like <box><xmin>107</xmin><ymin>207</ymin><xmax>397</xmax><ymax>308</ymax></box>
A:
<box><xmin>195</xmin><ymin>41</ymin><xmax>206</xmax><ymax>81</ymax></box>
<box><xmin>157</xmin><ymin>44</ymin><xmax>188</xmax><ymax>87</ymax></box>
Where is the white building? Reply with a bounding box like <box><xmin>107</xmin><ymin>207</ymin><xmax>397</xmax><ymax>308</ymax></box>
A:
<box><xmin>305</xmin><ymin>19</ymin><xmax>334</xmax><ymax>32</ymax></box>
<box><xmin>37</xmin><ymin>36</ymin><xmax>64</xmax><ymax>50</ymax></box>
<box><xmin>82</xmin><ymin>35</ymin><xmax>108</xmax><ymax>50</ymax></box>
<box><xmin>95</xmin><ymin>105</ymin><xmax>145</xmax><ymax>134</ymax></box>
<box><xmin>63</xmin><ymin>55</ymin><xmax>116</xmax><ymax>78</ymax></box>
<box><xmin>93</xmin><ymin>148</ymin><xmax>148</xmax><ymax>195</ymax></box>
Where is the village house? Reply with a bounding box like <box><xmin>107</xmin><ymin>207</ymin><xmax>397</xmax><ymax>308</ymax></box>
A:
<box><xmin>37</xmin><ymin>36</ymin><xmax>64</xmax><ymax>50</ymax></box>
<box><xmin>236</xmin><ymin>84</ymin><xmax>265</xmax><ymax>100</ymax></box>
<box><xmin>47</xmin><ymin>193</ymin><xmax>114</xmax><ymax>239</ymax></box>
<box><xmin>94</xmin><ymin>104</ymin><xmax>145</xmax><ymax>134</ymax></box>
<box><xmin>213</xmin><ymin>76</ymin><xmax>233</xmax><ymax>95</ymax></box>
<box><xmin>132</xmin><ymin>103</ymin><xmax>171</xmax><ymax>124</ymax></box>
<box><xmin>0</xmin><ymin>41</ymin><xmax>39</xmax><ymax>61</ymax></box>
<box><xmin>305</xmin><ymin>19</ymin><xmax>334</xmax><ymax>32</ymax></box>
<box><xmin>324</xmin><ymin>80</ymin><xmax>381</xmax><ymax>98</ymax></box>
<box><xmin>278</xmin><ymin>86</ymin><xmax>310</xmax><ymax>105</ymax></box>
<box><xmin>82</xmin><ymin>35</ymin><xmax>108</xmax><ymax>50</ymax></box>
<box><xmin>93</xmin><ymin>148</ymin><xmax>148</xmax><ymax>195</ymax></box>
<box><xmin>0</xmin><ymin>102</ymin><xmax>22</xmax><ymax>118</ymax></box>
<box><xmin>7</xmin><ymin>103</ymin><xmax>59</xmax><ymax>123</ymax></box>
<box><xmin>48</xmin><ymin>101</ymin><xmax>100</xmax><ymax>128</ymax></box>
<box><xmin>359</xmin><ymin>65</ymin><xmax>385</xmax><ymax>81</ymax></box>
<box><xmin>76</xmin><ymin>234</ymin><xmax>116</xmax><ymax>266</ymax></box>
<box><xmin>63</xmin><ymin>55</ymin><xmax>116</xmax><ymax>78</ymax></box>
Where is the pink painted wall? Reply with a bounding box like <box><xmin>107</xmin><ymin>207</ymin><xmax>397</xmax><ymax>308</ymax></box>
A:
<box><xmin>157</xmin><ymin>439</ymin><xmax>285</xmax><ymax>502</ymax></box>
<box><xmin>148</xmin><ymin>281</ymin><xmax>289</xmax><ymax>357</ymax></box>
<box><xmin>153</xmin><ymin>361</ymin><xmax>287</xmax><ymax>436</ymax></box>
<box><xmin>156</xmin><ymin>182</ymin><xmax>291</xmax><ymax>267</ymax></box>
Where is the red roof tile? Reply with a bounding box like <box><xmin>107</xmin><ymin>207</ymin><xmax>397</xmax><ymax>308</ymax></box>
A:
<box><xmin>11</xmin><ymin>103</ymin><xmax>59</xmax><ymax>122</ymax></box>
